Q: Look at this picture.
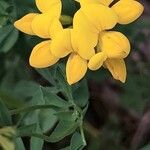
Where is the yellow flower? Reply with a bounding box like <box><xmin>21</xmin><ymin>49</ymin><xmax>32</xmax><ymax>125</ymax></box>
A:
<box><xmin>76</xmin><ymin>0</ymin><xmax>143</xmax><ymax>83</ymax></box>
<box><xmin>50</xmin><ymin>29</ymin><xmax>88</xmax><ymax>85</ymax></box>
<box><xmin>78</xmin><ymin>0</ymin><xmax>113</xmax><ymax>6</ymax></box>
<box><xmin>78</xmin><ymin>0</ymin><xmax>144</xmax><ymax>25</ymax></box>
<box><xmin>66</xmin><ymin>53</ymin><xmax>87</xmax><ymax>85</ymax></box>
<box><xmin>88</xmin><ymin>31</ymin><xmax>130</xmax><ymax>83</ymax></box>
<box><xmin>111</xmin><ymin>0</ymin><xmax>144</xmax><ymax>24</ymax></box>
<box><xmin>14</xmin><ymin>0</ymin><xmax>62</xmax><ymax>38</ymax></box>
<box><xmin>72</xmin><ymin>3</ymin><xmax>118</xmax><ymax>60</ymax></box>
<box><xmin>14</xmin><ymin>0</ymin><xmax>62</xmax><ymax>68</ymax></box>
<box><xmin>14</xmin><ymin>0</ymin><xmax>144</xmax><ymax>85</ymax></box>
<box><xmin>50</xmin><ymin>1</ymin><xmax>118</xmax><ymax>85</ymax></box>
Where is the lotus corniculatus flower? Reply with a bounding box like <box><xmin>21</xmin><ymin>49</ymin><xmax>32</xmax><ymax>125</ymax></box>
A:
<box><xmin>14</xmin><ymin>0</ymin><xmax>144</xmax><ymax>85</ymax></box>
<box><xmin>14</xmin><ymin>0</ymin><xmax>62</xmax><ymax>68</ymax></box>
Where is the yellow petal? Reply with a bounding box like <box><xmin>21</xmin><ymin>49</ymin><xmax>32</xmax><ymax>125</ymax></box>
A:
<box><xmin>29</xmin><ymin>41</ymin><xmax>59</xmax><ymax>68</ymax></box>
<box><xmin>79</xmin><ymin>0</ymin><xmax>103</xmax><ymax>5</ymax></box>
<box><xmin>31</xmin><ymin>13</ymin><xmax>62</xmax><ymax>39</ymax></box>
<box><xmin>88</xmin><ymin>52</ymin><xmax>107</xmax><ymax>70</ymax></box>
<box><xmin>31</xmin><ymin>14</ymin><xmax>51</xmax><ymax>38</ymax></box>
<box><xmin>99</xmin><ymin>0</ymin><xmax>114</xmax><ymax>6</ymax></box>
<box><xmin>104</xmin><ymin>58</ymin><xmax>127</xmax><ymax>83</ymax></box>
<box><xmin>49</xmin><ymin>18</ymin><xmax>63</xmax><ymax>39</ymax></box>
<box><xmin>14</xmin><ymin>13</ymin><xmax>37</xmax><ymax>35</ymax></box>
<box><xmin>81</xmin><ymin>4</ymin><xmax>118</xmax><ymax>31</ymax></box>
<box><xmin>79</xmin><ymin>0</ymin><xmax>113</xmax><ymax>6</ymax></box>
<box><xmin>66</xmin><ymin>53</ymin><xmax>87</xmax><ymax>85</ymax></box>
<box><xmin>51</xmin><ymin>29</ymin><xmax>73</xmax><ymax>58</ymax></box>
<box><xmin>36</xmin><ymin>0</ymin><xmax>61</xmax><ymax>16</ymax></box>
<box><xmin>112</xmin><ymin>0</ymin><xmax>144</xmax><ymax>24</ymax></box>
<box><xmin>99</xmin><ymin>31</ymin><xmax>130</xmax><ymax>59</ymax></box>
<box><xmin>72</xmin><ymin>10</ymin><xmax>97</xmax><ymax>60</ymax></box>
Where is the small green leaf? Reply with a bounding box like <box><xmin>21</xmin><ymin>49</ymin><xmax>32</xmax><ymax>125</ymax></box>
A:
<box><xmin>0</xmin><ymin>1</ymin><xmax>9</xmax><ymax>15</ymax></box>
<box><xmin>61</xmin><ymin>0</ymin><xmax>78</xmax><ymax>16</ymax></box>
<box><xmin>0</xmin><ymin>99</ymin><xmax>12</xmax><ymax>126</ymax></box>
<box><xmin>55</xmin><ymin>64</ymin><xmax>73</xmax><ymax>100</ymax></box>
<box><xmin>140</xmin><ymin>144</ymin><xmax>150</xmax><ymax>150</ymax></box>
<box><xmin>55</xmin><ymin>109</ymin><xmax>81</xmax><ymax>124</ymax></box>
<box><xmin>30</xmin><ymin>125</ymin><xmax>44</xmax><ymax>150</ymax></box>
<box><xmin>60</xmin><ymin>15</ymin><xmax>73</xmax><ymax>25</ymax></box>
<box><xmin>41</xmin><ymin>87</ymin><xmax>69</xmax><ymax>108</ymax></box>
<box><xmin>15</xmin><ymin>138</ymin><xmax>25</xmax><ymax>150</ymax></box>
<box><xmin>60</xmin><ymin>146</ymin><xmax>70</xmax><ymax>150</ymax></box>
<box><xmin>36</xmin><ymin>68</ymin><xmax>56</xmax><ymax>85</ymax></box>
<box><xmin>17</xmin><ymin>124</ymin><xmax>37</xmax><ymax>137</ymax></box>
<box><xmin>49</xmin><ymin>120</ymin><xmax>78</xmax><ymax>142</ymax></box>
<box><xmin>73</xmin><ymin>79</ymin><xmax>89</xmax><ymax>107</ymax></box>
<box><xmin>0</xmin><ymin>25</ymin><xmax>18</xmax><ymax>53</ymax></box>
<box><xmin>38</xmin><ymin>109</ymin><xmax>57</xmax><ymax>132</ymax></box>
<box><xmin>70</xmin><ymin>132</ymin><xmax>85</xmax><ymax>150</ymax></box>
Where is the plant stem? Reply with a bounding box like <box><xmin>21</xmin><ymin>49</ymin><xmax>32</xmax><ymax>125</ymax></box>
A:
<box><xmin>10</xmin><ymin>105</ymin><xmax>59</xmax><ymax>115</ymax></box>
<box><xmin>80</xmin><ymin>124</ymin><xmax>87</xmax><ymax>146</ymax></box>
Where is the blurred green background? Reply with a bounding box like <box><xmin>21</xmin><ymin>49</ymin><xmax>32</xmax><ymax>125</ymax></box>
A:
<box><xmin>0</xmin><ymin>0</ymin><xmax>149</xmax><ymax>150</ymax></box>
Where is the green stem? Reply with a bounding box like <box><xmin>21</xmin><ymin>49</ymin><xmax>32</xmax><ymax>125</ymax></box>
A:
<box><xmin>10</xmin><ymin>105</ymin><xmax>59</xmax><ymax>115</ymax></box>
<box><xmin>80</xmin><ymin>124</ymin><xmax>87</xmax><ymax>146</ymax></box>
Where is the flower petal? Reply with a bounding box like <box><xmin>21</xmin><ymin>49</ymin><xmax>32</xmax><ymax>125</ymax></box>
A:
<box><xmin>99</xmin><ymin>0</ymin><xmax>114</xmax><ymax>6</ymax></box>
<box><xmin>99</xmin><ymin>31</ymin><xmax>130</xmax><ymax>59</ymax></box>
<box><xmin>79</xmin><ymin>0</ymin><xmax>113</xmax><ymax>6</ymax></box>
<box><xmin>88</xmin><ymin>52</ymin><xmax>107</xmax><ymax>70</ymax></box>
<box><xmin>104</xmin><ymin>58</ymin><xmax>127</xmax><ymax>83</ymax></box>
<box><xmin>49</xmin><ymin>18</ymin><xmax>63</xmax><ymax>39</ymax></box>
<box><xmin>31</xmin><ymin>14</ymin><xmax>51</xmax><ymax>38</ymax></box>
<box><xmin>72</xmin><ymin>10</ymin><xmax>97</xmax><ymax>60</ymax></box>
<box><xmin>66</xmin><ymin>53</ymin><xmax>87</xmax><ymax>85</ymax></box>
<box><xmin>29</xmin><ymin>41</ymin><xmax>59</xmax><ymax>68</ymax></box>
<box><xmin>14</xmin><ymin>13</ymin><xmax>37</xmax><ymax>35</ymax></box>
<box><xmin>112</xmin><ymin>0</ymin><xmax>144</xmax><ymax>24</ymax></box>
<box><xmin>51</xmin><ymin>29</ymin><xmax>73</xmax><ymax>58</ymax></box>
<box><xmin>31</xmin><ymin>14</ymin><xmax>62</xmax><ymax>39</ymax></box>
<box><xmin>81</xmin><ymin>4</ymin><xmax>118</xmax><ymax>31</ymax></box>
<box><xmin>36</xmin><ymin>0</ymin><xmax>61</xmax><ymax>16</ymax></box>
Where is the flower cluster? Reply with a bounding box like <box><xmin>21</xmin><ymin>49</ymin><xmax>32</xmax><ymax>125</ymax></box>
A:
<box><xmin>14</xmin><ymin>0</ymin><xmax>144</xmax><ymax>85</ymax></box>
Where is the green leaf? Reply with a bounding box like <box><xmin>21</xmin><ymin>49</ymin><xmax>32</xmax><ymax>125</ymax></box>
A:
<box><xmin>14</xmin><ymin>83</ymin><xmax>58</xmax><ymax>132</ymax></box>
<box><xmin>61</xmin><ymin>0</ymin><xmax>78</xmax><ymax>16</ymax></box>
<box><xmin>73</xmin><ymin>79</ymin><xmax>89</xmax><ymax>107</ymax></box>
<box><xmin>49</xmin><ymin>120</ymin><xmax>78</xmax><ymax>142</ymax></box>
<box><xmin>140</xmin><ymin>144</ymin><xmax>150</xmax><ymax>150</ymax></box>
<box><xmin>0</xmin><ymin>25</ymin><xmax>18</xmax><ymax>52</ymax></box>
<box><xmin>30</xmin><ymin>125</ymin><xmax>44</xmax><ymax>150</ymax></box>
<box><xmin>70</xmin><ymin>132</ymin><xmax>85</xmax><ymax>150</ymax></box>
<box><xmin>14</xmin><ymin>0</ymin><xmax>37</xmax><ymax>17</ymax></box>
<box><xmin>17</xmin><ymin>124</ymin><xmax>37</xmax><ymax>137</ymax></box>
<box><xmin>0</xmin><ymin>1</ymin><xmax>9</xmax><ymax>15</ymax></box>
<box><xmin>36</xmin><ymin>68</ymin><xmax>56</xmax><ymax>85</ymax></box>
<box><xmin>38</xmin><ymin>108</ymin><xmax>57</xmax><ymax>132</ymax></box>
<box><xmin>56</xmin><ymin>111</ymin><xmax>76</xmax><ymax>121</ymax></box>
<box><xmin>0</xmin><ymin>99</ymin><xmax>12</xmax><ymax>126</ymax></box>
<box><xmin>15</xmin><ymin>138</ymin><xmax>25</xmax><ymax>150</ymax></box>
<box><xmin>41</xmin><ymin>87</ymin><xmax>69</xmax><ymax>108</ymax></box>
<box><xmin>60</xmin><ymin>146</ymin><xmax>70</xmax><ymax>150</ymax></box>
<box><xmin>55</xmin><ymin>64</ymin><xmax>73</xmax><ymax>101</ymax></box>
<box><xmin>13</xmin><ymin>81</ymin><xmax>40</xmax><ymax>100</ymax></box>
